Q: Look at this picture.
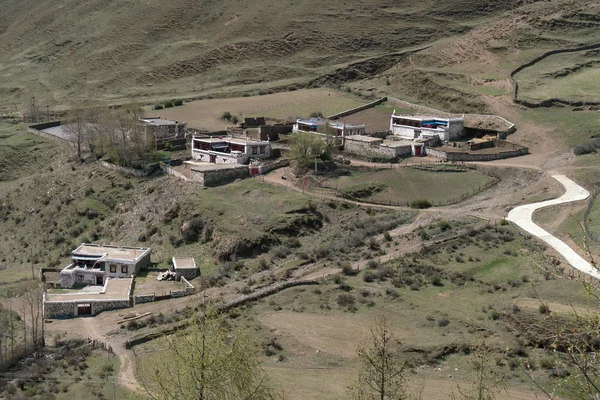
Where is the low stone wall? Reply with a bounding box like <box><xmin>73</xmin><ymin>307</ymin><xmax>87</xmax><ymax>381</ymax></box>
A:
<box><xmin>190</xmin><ymin>165</ymin><xmax>249</xmax><ymax>187</ymax></box>
<box><xmin>181</xmin><ymin>276</ymin><xmax>196</xmax><ymax>295</ymax></box>
<box><xmin>170</xmin><ymin>290</ymin><xmax>186</xmax><ymax>298</ymax></box>
<box><xmin>44</xmin><ymin>298</ymin><xmax>132</xmax><ymax>319</ymax></box>
<box><xmin>426</xmin><ymin>143</ymin><xmax>529</xmax><ymax>162</ymax></box>
<box><xmin>328</xmin><ymin>97</ymin><xmax>387</xmax><ymax>119</ymax></box>
<box><xmin>344</xmin><ymin>139</ymin><xmax>412</xmax><ymax>160</ymax></box>
<box><xmin>134</xmin><ymin>294</ymin><xmax>155</xmax><ymax>304</ymax></box>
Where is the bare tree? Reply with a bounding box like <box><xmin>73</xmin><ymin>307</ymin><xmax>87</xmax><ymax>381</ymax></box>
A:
<box><xmin>138</xmin><ymin>296</ymin><xmax>275</xmax><ymax>400</ymax></box>
<box><xmin>64</xmin><ymin>108</ymin><xmax>89</xmax><ymax>160</ymax></box>
<box><xmin>349</xmin><ymin>316</ymin><xmax>412</xmax><ymax>400</ymax></box>
<box><xmin>451</xmin><ymin>344</ymin><xmax>506</xmax><ymax>400</ymax></box>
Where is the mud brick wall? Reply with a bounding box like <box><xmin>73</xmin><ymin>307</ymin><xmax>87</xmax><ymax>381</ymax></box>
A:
<box><xmin>426</xmin><ymin>146</ymin><xmax>529</xmax><ymax>162</ymax></box>
<box><xmin>259</xmin><ymin>124</ymin><xmax>294</xmax><ymax>141</ymax></box>
<box><xmin>344</xmin><ymin>139</ymin><xmax>411</xmax><ymax>159</ymax></box>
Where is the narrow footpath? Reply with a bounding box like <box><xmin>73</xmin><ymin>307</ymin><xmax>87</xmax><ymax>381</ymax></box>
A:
<box><xmin>506</xmin><ymin>175</ymin><xmax>599</xmax><ymax>279</ymax></box>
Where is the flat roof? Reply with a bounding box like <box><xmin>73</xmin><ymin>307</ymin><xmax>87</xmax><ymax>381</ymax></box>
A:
<box><xmin>192</xmin><ymin>137</ymin><xmax>268</xmax><ymax>145</ymax></box>
<box><xmin>140</xmin><ymin>118</ymin><xmax>179</xmax><ymax>125</ymax></box>
<box><xmin>73</xmin><ymin>244</ymin><xmax>150</xmax><ymax>262</ymax></box>
<box><xmin>382</xmin><ymin>139</ymin><xmax>416</xmax><ymax>147</ymax></box>
<box><xmin>391</xmin><ymin>114</ymin><xmax>463</xmax><ymax>122</ymax></box>
<box><xmin>345</xmin><ymin>135</ymin><xmax>382</xmax><ymax>143</ymax></box>
<box><xmin>173</xmin><ymin>257</ymin><xmax>197</xmax><ymax>269</ymax></box>
<box><xmin>45</xmin><ymin>278</ymin><xmax>132</xmax><ymax>302</ymax></box>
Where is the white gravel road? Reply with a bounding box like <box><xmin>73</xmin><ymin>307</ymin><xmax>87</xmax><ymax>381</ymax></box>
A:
<box><xmin>506</xmin><ymin>175</ymin><xmax>599</xmax><ymax>279</ymax></box>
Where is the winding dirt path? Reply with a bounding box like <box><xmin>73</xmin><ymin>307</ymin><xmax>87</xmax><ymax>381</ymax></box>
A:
<box><xmin>506</xmin><ymin>174</ymin><xmax>599</xmax><ymax>278</ymax></box>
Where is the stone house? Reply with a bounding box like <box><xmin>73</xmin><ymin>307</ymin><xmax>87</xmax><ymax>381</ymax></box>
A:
<box><xmin>191</xmin><ymin>136</ymin><xmax>271</xmax><ymax>164</ymax></box>
<box><xmin>59</xmin><ymin>244</ymin><xmax>151</xmax><ymax>288</ymax></box>
<box><xmin>140</xmin><ymin>117</ymin><xmax>187</xmax><ymax>140</ymax></box>
<box><xmin>390</xmin><ymin>114</ymin><xmax>464</xmax><ymax>142</ymax></box>
<box><xmin>172</xmin><ymin>257</ymin><xmax>198</xmax><ymax>279</ymax></box>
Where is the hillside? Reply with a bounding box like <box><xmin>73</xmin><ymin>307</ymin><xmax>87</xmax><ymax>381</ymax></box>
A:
<box><xmin>2</xmin><ymin>0</ymin><xmax>593</xmax><ymax>113</ymax></box>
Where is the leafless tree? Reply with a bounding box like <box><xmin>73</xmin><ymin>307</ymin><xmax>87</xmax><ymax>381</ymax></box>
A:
<box><xmin>64</xmin><ymin>107</ymin><xmax>89</xmax><ymax>160</ymax></box>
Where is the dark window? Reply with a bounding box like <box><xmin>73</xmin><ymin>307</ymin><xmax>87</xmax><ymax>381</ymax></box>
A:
<box><xmin>252</xmin><ymin>147</ymin><xmax>258</xmax><ymax>155</ymax></box>
<box><xmin>109</xmin><ymin>264</ymin><xmax>116</xmax><ymax>273</ymax></box>
<box><xmin>121</xmin><ymin>265</ymin><xmax>128</xmax><ymax>274</ymax></box>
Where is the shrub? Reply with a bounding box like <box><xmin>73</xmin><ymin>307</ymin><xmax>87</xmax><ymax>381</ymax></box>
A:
<box><xmin>540</xmin><ymin>357</ymin><xmax>554</xmax><ymax>369</ymax></box>
<box><xmin>430</xmin><ymin>275</ymin><xmax>443</xmax><ymax>286</ymax></box>
<box><xmin>342</xmin><ymin>264</ymin><xmax>358</xmax><ymax>276</ymax></box>
<box><xmin>231</xmin><ymin>115</ymin><xmax>239</xmax><ymax>124</ymax></box>
<box><xmin>410</xmin><ymin>199</ymin><xmax>432</xmax><ymax>209</ymax></box>
<box><xmin>419</xmin><ymin>230</ymin><xmax>431</xmax><ymax>240</ymax></box>
<box><xmin>539</xmin><ymin>303</ymin><xmax>551</xmax><ymax>314</ymax></box>
<box><xmin>154</xmin><ymin>104</ymin><xmax>164</xmax><ymax>110</ymax></box>
<box><xmin>368</xmin><ymin>237</ymin><xmax>380</xmax><ymax>250</ymax></box>
<box><xmin>500</xmin><ymin>218</ymin><xmax>509</xmax><ymax>226</ymax></box>
<box><xmin>367</xmin><ymin>259</ymin><xmax>380</xmax><ymax>269</ymax></box>
<box><xmin>437</xmin><ymin>316</ymin><xmax>450</xmax><ymax>327</ymax></box>
<box><xmin>437</xmin><ymin>220</ymin><xmax>451</xmax><ymax>231</ymax></box>
<box><xmin>490</xmin><ymin>311</ymin><xmax>500</xmax><ymax>320</ymax></box>
<box><xmin>173</xmin><ymin>99</ymin><xmax>183</xmax><ymax>106</ymax></box>
<box><xmin>383</xmin><ymin>231</ymin><xmax>392</xmax><ymax>241</ymax></box>
<box><xmin>309</xmin><ymin>111</ymin><xmax>324</xmax><ymax>118</ymax></box>
<box><xmin>221</xmin><ymin>111</ymin><xmax>232</xmax><ymax>121</ymax></box>
<box><xmin>363</xmin><ymin>271</ymin><xmax>375</xmax><ymax>282</ymax></box>
<box><xmin>337</xmin><ymin>293</ymin><xmax>356</xmax><ymax>307</ymax></box>
<box><xmin>259</xmin><ymin>258</ymin><xmax>269</xmax><ymax>271</ymax></box>
<box><xmin>164</xmin><ymin>100</ymin><xmax>174</xmax><ymax>108</ymax></box>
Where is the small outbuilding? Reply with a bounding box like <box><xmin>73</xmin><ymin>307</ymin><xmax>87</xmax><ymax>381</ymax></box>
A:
<box><xmin>172</xmin><ymin>257</ymin><xmax>198</xmax><ymax>279</ymax></box>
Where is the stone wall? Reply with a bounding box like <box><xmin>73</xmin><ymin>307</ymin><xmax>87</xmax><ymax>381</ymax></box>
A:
<box><xmin>181</xmin><ymin>276</ymin><xmax>196</xmax><ymax>295</ymax></box>
<box><xmin>91</xmin><ymin>300</ymin><xmax>131</xmax><ymax>315</ymax></box>
<box><xmin>260</xmin><ymin>159</ymin><xmax>290</xmax><ymax>175</ymax></box>
<box><xmin>134</xmin><ymin>294</ymin><xmax>155</xmax><ymax>304</ymax></box>
<box><xmin>145</xmin><ymin>123</ymin><xmax>187</xmax><ymax>140</ymax></box>
<box><xmin>44</xmin><ymin>298</ymin><xmax>131</xmax><ymax>319</ymax></box>
<box><xmin>327</xmin><ymin>97</ymin><xmax>387</xmax><ymax>119</ymax></box>
<box><xmin>426</xmin><ymin>144</ymin><xmax>529</xmax><ymax>162</ymax></box>
<box><xmin>189</xmin><ymin>165</ymin><xmax>249</xmax><ymax>187</ymax></box>
<box><xmin>344</xmin><ymin>138</ymin><xmax>412</xmax><ymax>160</ymax></box>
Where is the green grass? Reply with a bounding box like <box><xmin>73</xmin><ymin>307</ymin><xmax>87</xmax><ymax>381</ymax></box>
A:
<box><xmin>514</xmin><ymin>50</ymin><xmax>600</xmax><ymax>103</ymax></box>
<box><xmin>329</xmin><ymin>167</ymin><xmax>494</xmax><ymax>206</ymax></box>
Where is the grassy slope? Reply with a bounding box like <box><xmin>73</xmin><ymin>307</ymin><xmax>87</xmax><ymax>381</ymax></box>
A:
<box><xmin>0</xmin><ymin>0</ymin><xmax>566</xmax><ymax>112</ymax></box>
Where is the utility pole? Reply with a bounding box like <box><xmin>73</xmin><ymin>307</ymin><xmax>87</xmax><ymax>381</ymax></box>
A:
<box><xmin>314</xmin><ymin>157</ymin><xmax>318</xmax><ymax>175</ymax></box>
<box><xmin>113</xmin><ymin>378</ymin><xmax>116</xmax><ymax>400</ymax></box>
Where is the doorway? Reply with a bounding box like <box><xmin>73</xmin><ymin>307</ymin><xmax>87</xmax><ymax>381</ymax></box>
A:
<box><xmin>96</xmin><ymin>276</ymin><xmax>103</xmax><ymax>285</ymax></box>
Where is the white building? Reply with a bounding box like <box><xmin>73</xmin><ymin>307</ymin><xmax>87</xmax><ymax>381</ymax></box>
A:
<box><xmin>293</xmin><ymin>118</ymin><xmax>366</xmax><ymax>136</ymax></box>
<box><xmin>172</xmin><ymin>257</ymin><xmax>198</xmax><ymax>280</ymax></box>
<box><xmin>59</xmin><ymin>244</ymin><xmax>151</xmax><ymax>288</ymax></box>
<box><xmin>191</xmin><ymin>136</ymin><xmax>271</xmax><ymax>164</ymax></box>
<box><xmin>390</xmin><ymin>114</ymin><xmax>464</xmax><ymax>142</ymax></box>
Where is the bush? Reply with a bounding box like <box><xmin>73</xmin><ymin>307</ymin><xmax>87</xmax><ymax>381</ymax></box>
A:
<box><xmin>437</xmin><ymin>316</ymin><xmax>450</xmax><ymax>327</ymax></box>
<box><xmin>342</xmin><ymin>264</ymin><xmax>358</xmax><ymax>276</ymax></box>
<box><xmin>164</xmin><ymin>101</ymin><xmax>174</xmax><ymax>108</ymax></box>
<box><xmin>410</xmin><ymin>199</ymin><xmax>432</xmax><ymax>209</ymax></box>
<box><xmin>309</xmin><ymin>111</ymin><xmax>324</xmax><ymax>118</ymax></box>
<box><xmin>539</xmin><ymin>303</ymin><xmax>551</xmax><ymax>314</ymax></box>
<box><xmin>540</xmin><ymin>357</ymin><xmax>554</xmax><ymax>369</ymax></box>
<box><xmin>231</xmin><ymin>115</ymin><xmax>239</xmax><ymax>124</ymax></box>
<box><xmin>437</xmin><ymin>220</ymin><xmax>451</xmax><ymax>231</ymax></box>
<box><xmin>430</xmin><ymin>275</ymin><xmax>443</xmax><ymax>286</ymax></box>
<box><xmin>337</xmin><ymin>293</ymin><xmax>356</xmax><ymax>307</ymax></box>
<box><xmin>173</xmin><ymin>99</ymin><xmax>183</xmax><ymax>106</ymax></box>
<box><xmin>221</xmin><ymin>111</ymin><xmax>232</xmax><ymax>121</ymax></box>
<box><xmin>154</xmin><ymin>104</ymin><xmax>164</xmax><ymax>110</ymax></box>
<box><xmin>363</xmin><ymin>271</ymin><xmax>375</xmax><ymax>282</ymax></box>
<box><xmin>383</xmin><ymin>231</ymin><xmax>392</xmax><ymax>241</ymax></box>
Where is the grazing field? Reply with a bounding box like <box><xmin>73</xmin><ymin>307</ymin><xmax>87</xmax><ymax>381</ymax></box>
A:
<box><xmin>514</xmin><ymin>50</ymin><xmax>600</xmax><ymax>104</ymax></box>
<box><xmin>327</xmin><ymin>167</ymin><xmax>495</xmax><ymax>206</ymax></box>
<box><xmin>144</xmin><ymin>89</ymin><xmax>366</xmax><ymax>130</ymax></box>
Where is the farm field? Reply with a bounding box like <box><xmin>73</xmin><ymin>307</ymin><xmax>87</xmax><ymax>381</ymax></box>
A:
<box><xmin>144</xmin><ymin>89</ymin><xmax>366</xmax><ymax>131</ymax></box>
<box><xmin>327</xmin><ymin>166</ymin><xmax>495</xmax><ymax>206</ymax></box>
<box><xmin>513</xmin><ymin>50</ymin><xmax>600</xmax><ymax>103</ymax></box>
<box><xmin>340</xmin><ymin>102</ymin><xmax>414</xmax><ymax>133</ymax></box>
